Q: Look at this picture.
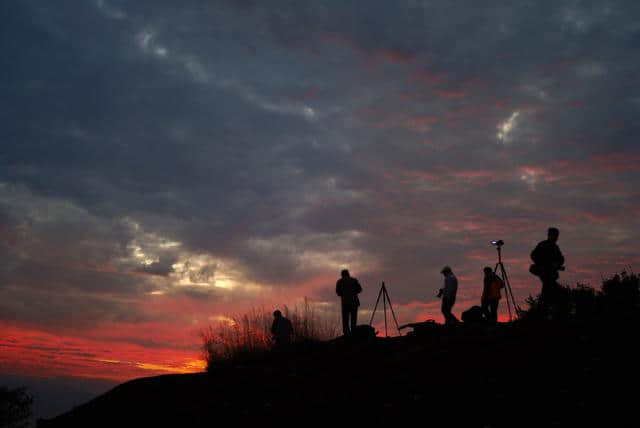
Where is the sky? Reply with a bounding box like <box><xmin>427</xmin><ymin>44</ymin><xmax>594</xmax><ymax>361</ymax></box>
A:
<box><xmin>1</xmin><ymin>0</ymin><xmax>640</xmax><ymax>410</ymax></box>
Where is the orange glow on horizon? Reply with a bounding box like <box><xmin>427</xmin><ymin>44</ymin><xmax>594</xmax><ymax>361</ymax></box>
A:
<box><xmin>0</xmin><ymin>322</ymin><xmax>206</xmax><ymax>382</ymax></box>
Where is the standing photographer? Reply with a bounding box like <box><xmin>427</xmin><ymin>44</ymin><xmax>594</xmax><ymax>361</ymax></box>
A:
<box><xmin>336</xmin><ymin>269</ymin><xmax>362</xmax><ymax>336</ymax></box>
<box><xmin>438</xmin><ymin>266</ymin><xmax>459</xmax><ymax>325</ymax></box>
<box><xmin>530</xmin><ymin>227</ymin><xmax>565</xmax><ymax>317</ymax></box>
<box><xmin>481</xmin><ymin>266</ymin><xmax>504</xmax><ymax>323</ymax></box>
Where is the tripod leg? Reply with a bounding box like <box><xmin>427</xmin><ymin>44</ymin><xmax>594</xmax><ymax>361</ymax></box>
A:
<box><xmin>383</xmin><ymin>286</ymin><xmax>403</xmax><ymax>336</ymax></box>
<box><xmin>500</xmin><ymin>263</ymin><xmax>519</xmax><ymax>316</ymax></box>
<box><xmin>496</xmin><ymin>263</ymin><xmax>512</xmax><ymax>320</ymax></box>
<box><xmin>383</xmin><ymin>286</ymin><xmax>388</xmax><ymax>337</ymax></box>
<box><xmin>369</xmin><ymin>283</ymin><xmax>384</xmax><ymax>326</ymax></box>
<box><xmin>495</xmin><ymin>263</ymin><xmax>510</xmax><ymax>320</ymax></box>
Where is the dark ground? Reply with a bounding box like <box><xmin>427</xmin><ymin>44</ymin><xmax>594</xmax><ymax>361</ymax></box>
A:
<box><xmin>0</xmin><ymin>374</ymin><xmax>116</xmax><ymax>422</ymax></box>
<box><xmin>39</xmin><ymin>319</ymin><xmax>639</xmax><ymax>427</ymax></box>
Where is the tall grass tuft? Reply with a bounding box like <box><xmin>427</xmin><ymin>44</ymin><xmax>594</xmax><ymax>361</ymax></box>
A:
<box><xmin>201</xmin><ymin>298</ymin><xmax>339</xmax><ymax>369</ymax></box>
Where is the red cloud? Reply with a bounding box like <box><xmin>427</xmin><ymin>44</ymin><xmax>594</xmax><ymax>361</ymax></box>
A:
<box><xmin>0</xmin><ymin>271</ymin><xmax>345</xmax><ymax>382</ymax></box>
<box><xmin>0</xmin><ymin>321</ymin><xmax>205</xmax><ymax>382</ymax></box>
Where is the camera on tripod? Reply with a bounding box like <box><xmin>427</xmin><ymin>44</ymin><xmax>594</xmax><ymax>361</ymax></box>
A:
<box><xmin>488</xmin><ymin>238</ymin><xmax>521</xmax><ymax>320</ymax></box>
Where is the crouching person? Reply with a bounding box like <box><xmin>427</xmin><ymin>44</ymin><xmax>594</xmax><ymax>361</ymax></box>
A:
<box><xmin>271</xmin><ymin>310</ymin><xmax>293</xmax><ymax>347</ymax></box>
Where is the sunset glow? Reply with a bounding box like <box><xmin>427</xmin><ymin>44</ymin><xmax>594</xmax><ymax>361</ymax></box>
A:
<box><xmin>1</xmin><ymin>1</ymin><xmax>639</xmax><ymax>396</ymax></box>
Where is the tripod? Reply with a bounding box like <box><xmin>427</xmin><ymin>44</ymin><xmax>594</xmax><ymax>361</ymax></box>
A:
<box><xmin>369</xmin><ymin>281</ymin><xmax>402</xmax><ymax>337</ymax></box>
<box><xmin>493</xmin><ymin>244</ymin><xmax>520</xmax><ymax>320</ymax></box>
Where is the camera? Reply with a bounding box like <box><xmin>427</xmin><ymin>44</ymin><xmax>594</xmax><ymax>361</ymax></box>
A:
<box><xmin>491</xmin><ymin>239</ymin><xmax>504</xmax><ymax>247</ymax></box>
<box><xmin>436</xmin><ymin>288</ymin><xmax>443</xmax><ymax>298</ymax></box>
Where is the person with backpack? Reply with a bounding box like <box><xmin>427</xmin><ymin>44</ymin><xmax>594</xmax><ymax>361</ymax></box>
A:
<box><xmin>271</xmin><ymin>310</ymin><xmax>293</xmax><ymax>346</ymax></box>
<box><xmin>530</xmin><ymin>227</ymin><xmax>565</xmax><ymax>317</ymax></box>
<box><xmin>336</xmin><ymin>269</ymin><xmax>363</xmax><ymax>336</ymax></box>
<box><xmin>481</xmin><ymin>266</ymin><xmax>504</xmax><ymax>323</ymax></box>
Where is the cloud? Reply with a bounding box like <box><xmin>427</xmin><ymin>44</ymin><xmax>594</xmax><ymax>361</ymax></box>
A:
<box><xmin>497</xmin><ymin>111</ymin><xmax>521</xmax><ymax>143</ymax></box>
<box><xmin>95</xmin><ymin>0</ymin><xmax>126</xmax><ymax>21</ymax></box>
<box><xmin>1</xmin><ymin>0</ymin><xmax>640</xmax><ymax>380</ymax></box>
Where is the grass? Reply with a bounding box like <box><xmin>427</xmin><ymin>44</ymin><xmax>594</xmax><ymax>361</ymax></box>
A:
<box><xmin>200</xmin><ymin>298</ymin><xmax>339</xmax><ymax>369</ymax></box>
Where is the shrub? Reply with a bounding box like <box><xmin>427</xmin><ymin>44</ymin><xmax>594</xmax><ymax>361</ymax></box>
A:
<box><xmin>521</xmin><ymin>271</ymin><xmax>639</xmax><ymax>322</ymax></box>
<box><xmin>601</xmin><ymin>271</ymin><xmax>639</xmax><ymax>317</ymax></box>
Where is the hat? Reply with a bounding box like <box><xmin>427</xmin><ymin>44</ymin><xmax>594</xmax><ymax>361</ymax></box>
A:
<box><xmin>440</xmin><ymin>265</ymin><xmax>452</xmax><ymax>274</ymax></box>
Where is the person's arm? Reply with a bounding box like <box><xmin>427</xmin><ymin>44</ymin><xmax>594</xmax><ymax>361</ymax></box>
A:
<box><xmin>355</xmin><ymin>279</ymin><xmax>362</xmax><ymax>294</ymax></box>
<box><xmin>336</xmin><ymin>280</ymin><xmax>342</xmax><ymax>296</ymax></box>
<box><xmin>531</xmin><ymin>243</ymin><xmax>541</xmax><ymax>264</ymax></box>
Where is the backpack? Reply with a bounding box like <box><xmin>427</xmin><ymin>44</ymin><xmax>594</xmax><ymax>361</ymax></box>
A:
<box><xmin>461</xmin><ymin>305</ymin><xmax>485</xmax><ymax>324</ymax></box>
<box><xmin>352</xmin><ymin>324</ymin><xmax>376</xmax><ymax>341</ymax></box>
<box><xmin>529</xmin><ymin>264</ymin><xmax>541</xmax><ymax>277</ymax></box>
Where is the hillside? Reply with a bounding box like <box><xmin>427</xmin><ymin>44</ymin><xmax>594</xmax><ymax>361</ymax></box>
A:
<box><xmin>39</xmin><ymin>318</ymin><xmax>639</xmax><ymax>427</ymax></box>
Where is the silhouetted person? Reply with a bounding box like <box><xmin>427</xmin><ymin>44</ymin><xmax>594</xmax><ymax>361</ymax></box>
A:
<box><xmin>271</xmin><ymin>310</ymin><xmax>293</xmax><ymax>346</ymax></box>
<box><xmin>481</xmin><ymin>266</ymin><xmax>504</xmax><ymax>323</ymax></box>
<box><xmin>530</xmin><ymin>227</ymin><xmax>565</xmax><ymax>317</ymax></box>
<box><xmin>438</xmin><ymin>266</ymin><xmax>459</xmax><ymax>325</ymax></box>
<box><xmin>336</xmin><ymin>269</ymin><xmax>362</xmax><ymax>336</ymax></box>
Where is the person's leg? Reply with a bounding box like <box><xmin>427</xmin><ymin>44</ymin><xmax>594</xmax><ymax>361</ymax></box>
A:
<box><xmin>442</xmin><ymin>297</ymin><xmax>455</xmax><ymax>324</ymax></box>
<box><xmin>490</xmin><ymin>300</ymin><xmax>499</xmax><ymax>323</ymax></box>
<box><xmin>341</xmin><ymin>304</ymin><xmax>350</xmax><ymax>335</ymax></box>
<box><xmin>552</xmin><ymin>283</ymin><xmax>568</xmax><ymax>320</ymax></box>
<box><xmin>450</xmin><ymin>297</ymin><xmax>458</xmax><ymax>324</ymax></box>
<box><xmin>539</xmin><ymin>276</ymin><xmax>557</xmax><ymax>319</ymax></box>
<box><xmin>481</xmin><ymin>300</ymin><xmax>490</xmax><ymax>320</ymax></box>
<box><xmin>350</xmin><ymin>305</ymin><xmax>358</xmax><ymax>332</ymax></box>
<box><xmin>441</xmin><ymin>299</ymin><xmax>449</xmax><ymax>324</ymax></box>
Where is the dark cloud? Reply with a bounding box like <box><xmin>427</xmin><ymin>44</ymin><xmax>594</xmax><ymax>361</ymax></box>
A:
<box><xmin>1</xmin><ymin>0</ymin><xmax>639</xmax><ymax>337</ymax></box>
<box><xmin>135</xmin><ymin>256</ymin><xmax>176</xmax><ymax>277</ymax></box>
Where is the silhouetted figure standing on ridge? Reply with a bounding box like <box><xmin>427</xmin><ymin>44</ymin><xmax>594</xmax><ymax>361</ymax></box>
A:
<box><xmin>336</xmin><ymin>269</ymin><xmax>362</xmax><ymax>336</ymax></box>
<box><xmin>438</xmin><ymin>266</ymin><xmax>459</xmax><ymax>325</ymax></box>
<box><xmin>481</xmin><ymin>266</ymin><xmax>504</xmax><ymax>323</ymax></box>
<box><xmin>530</xmin><ymin>227</ymin><xmax>565</xmax><ymax>317</ymax></box>
<box><xmin>271</xmin><ymin>310</ymin><xmax>293</xmax><ymax>346</ymax></box>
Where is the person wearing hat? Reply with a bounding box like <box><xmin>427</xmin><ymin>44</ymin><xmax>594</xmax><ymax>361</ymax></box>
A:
<box><xmin>438</xmin><ymin>266</ymin><xmax>459</xmax><ymax>325</ymax></box>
